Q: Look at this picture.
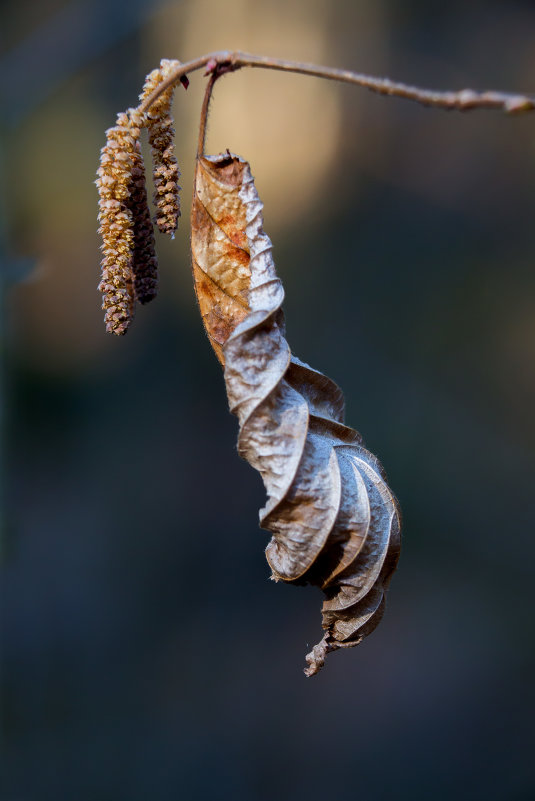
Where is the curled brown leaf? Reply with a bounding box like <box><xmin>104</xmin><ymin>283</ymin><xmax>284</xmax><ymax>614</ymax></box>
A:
<box><xmin>191</xmin><ymin>151</ymin><xmax>401</xmax><ymax>676</ymax></box>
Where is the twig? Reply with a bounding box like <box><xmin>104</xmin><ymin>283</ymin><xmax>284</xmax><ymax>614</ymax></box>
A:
<box><xmin>139</xmin><ymin>50</ymin><xmax>535</xmax><ymax>117</ymax></box>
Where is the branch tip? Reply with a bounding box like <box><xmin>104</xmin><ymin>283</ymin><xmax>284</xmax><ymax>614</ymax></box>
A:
<box><xmin>137</xmin><ymin>50</ymin><xmax>535</xmax><ymax>119</ymax></box>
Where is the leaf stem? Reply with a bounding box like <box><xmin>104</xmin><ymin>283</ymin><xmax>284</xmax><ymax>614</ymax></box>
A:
<box><xmin>197</xmin><ymin>71</ymin><xmax>218</xmax><ymax>158</ymax></box>
<box><xmin>138</xmin><ymin>50</ymin><xmax>535</xmax><ymax>116</ymax></box>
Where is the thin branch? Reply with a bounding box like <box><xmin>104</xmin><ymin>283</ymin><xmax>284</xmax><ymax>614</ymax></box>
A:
<box><xmin>138</xmin><ymin>50</ymin><xmax>535</xmax><ymax>117</ymax></box>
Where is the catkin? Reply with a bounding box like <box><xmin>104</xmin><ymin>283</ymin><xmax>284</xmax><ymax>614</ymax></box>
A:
<box><xmin>96</xmin><ymin>59</ymin><xmax>184</xmax><ymax>333</ymax></box>
<box><xmin>140</xmin><ymin>59</ymin><xmax>182</xmax><ymax>235</ymax></box>
<box><xmin>96</xmin><ymin>106</ymin><xmax>160</xmax><ymax>331</ymax></box>
<box><xmin>96</xmin><ymin>112</ymin><xmax>139</xmax><ymax>335</ymax></box>
<box><xmin>129</xmin><ymin>138</ymin><xmax>158</xmax><ymax>304</ymax></box>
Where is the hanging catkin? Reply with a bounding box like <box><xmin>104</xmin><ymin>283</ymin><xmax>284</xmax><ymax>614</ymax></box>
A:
<box><xmin>97</xmin><ymin>106</ymin><xmax>162</xmax><ymax>331</ymax></box>
<box><xmin>129</xmin><ymin>137</ymin><xmax>158</xmax><ymax>305</ymax></box>
<box><xmin>191</xmin><ymin>152</ymin><xmax>401</xmax><ymax>676</ymax></box>
<box><xmin>96</xmin><ymin>112</ymin><xmax>139</xmax><ymax>334</ymax></box>
<box><xmin>140</xmin><ymin>59</ymin><xmax>182</xmax><ymax>236</ymax></box>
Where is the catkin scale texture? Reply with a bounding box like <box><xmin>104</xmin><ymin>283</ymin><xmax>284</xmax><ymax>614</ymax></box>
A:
<box><xmin>191</xmin><ymin>152</ymin><xmax>401</xmax><ymax>676</ymax></box>
<box><xmin>96</xmin><ymin>59</ymin><xmax>187</xmax><ymax>334</ymax></box>
<box><xmin>96</xmin><ymin>109</ymin><xmax>159</xmax><ymax>332</ymax></box>
<box><xmin>140</xmin><ymin>59</ymin><xmax>182</xmax><ymax>236</ymax></box>
<box><xmin>96</xmin><ymin>119</ymin><xmax>138</xmax><ymax>335</ymax></box>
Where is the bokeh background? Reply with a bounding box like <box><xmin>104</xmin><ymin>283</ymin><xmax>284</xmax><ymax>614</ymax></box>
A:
<box><xmin>2</xmin><ymin>1</ymin><xmax>535</xmax><ymax>799</ymax></box>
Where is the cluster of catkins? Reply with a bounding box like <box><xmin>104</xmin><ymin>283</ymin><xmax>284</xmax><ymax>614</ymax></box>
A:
<box><xmin>96</xmin><ymin>60</ymin><xmax>182</xmax><ymax>335</ymax></box>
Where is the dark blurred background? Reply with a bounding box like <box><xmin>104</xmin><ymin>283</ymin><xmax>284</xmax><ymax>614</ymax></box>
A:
<box><xmin>2</xmin><ymin>1</ymin><xmax>535</xmax><ymax>799</ymax></box>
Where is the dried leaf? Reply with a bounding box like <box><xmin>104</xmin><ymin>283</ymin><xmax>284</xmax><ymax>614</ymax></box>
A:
<box><xmin>191</xmin><ymin>154</ymin><xmax>250</xmax><ymax>363</ymax></box>
<box><xmin>191</xmin><ymin>152</ymin><xmax>401</xmax><ymax>676</ymax></box>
